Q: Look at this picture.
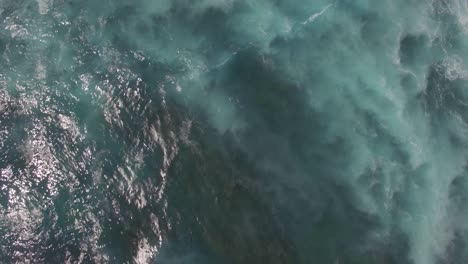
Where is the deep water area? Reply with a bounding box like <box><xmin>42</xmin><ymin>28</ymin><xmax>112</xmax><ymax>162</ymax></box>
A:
<box><xmin>1</xmin><ymin>0</ymin><xmax>468</xmax><ymax>263</ymax></box>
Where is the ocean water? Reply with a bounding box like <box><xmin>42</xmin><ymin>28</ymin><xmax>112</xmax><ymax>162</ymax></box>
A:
<box><xmin>1</xmin><ymin>0</ymin><xmax>468</xmax><ymax>263</ymax></box>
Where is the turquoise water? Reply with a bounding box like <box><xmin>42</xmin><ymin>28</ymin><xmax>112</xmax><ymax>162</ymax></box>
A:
<box><xmin>1</xmin><ymin>0</ymin><xmax>468</xmax><ymax>263</ymax></box>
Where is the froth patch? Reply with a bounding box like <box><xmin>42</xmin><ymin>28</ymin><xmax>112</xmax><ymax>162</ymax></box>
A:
<box><xmin>36</xmin><ymin>0</ymin><xmax>52</xmax><ymax>15</ymax></box>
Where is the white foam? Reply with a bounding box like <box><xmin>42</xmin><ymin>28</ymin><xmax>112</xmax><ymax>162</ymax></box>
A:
<box><xmin>302</xmin><ymin>2</ymin><xmax>335</xmax><ymax>25</ymax></box>
<box><xmin>442</xmin><ymin>56</ymin><xmax>468</xmax><ymax>81</ymax></box>
<box><xmin>134</xmin><ymin>238</ymin><xmax>157</xmax><ymax>264</ymax></box>
<box><xmin>37</xmin><ymin>0</ymin><xmax>52</xmax><ymax>15</ymax></box>
<box><xmin>35</xmin><ymin>60</ymin><xmax>46</xmax><ymax>80</ymax></box>
<box><xmin>453</xmin><ymin>0</ymin><xmax>468</xmax><ymax>33</ymax></box>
